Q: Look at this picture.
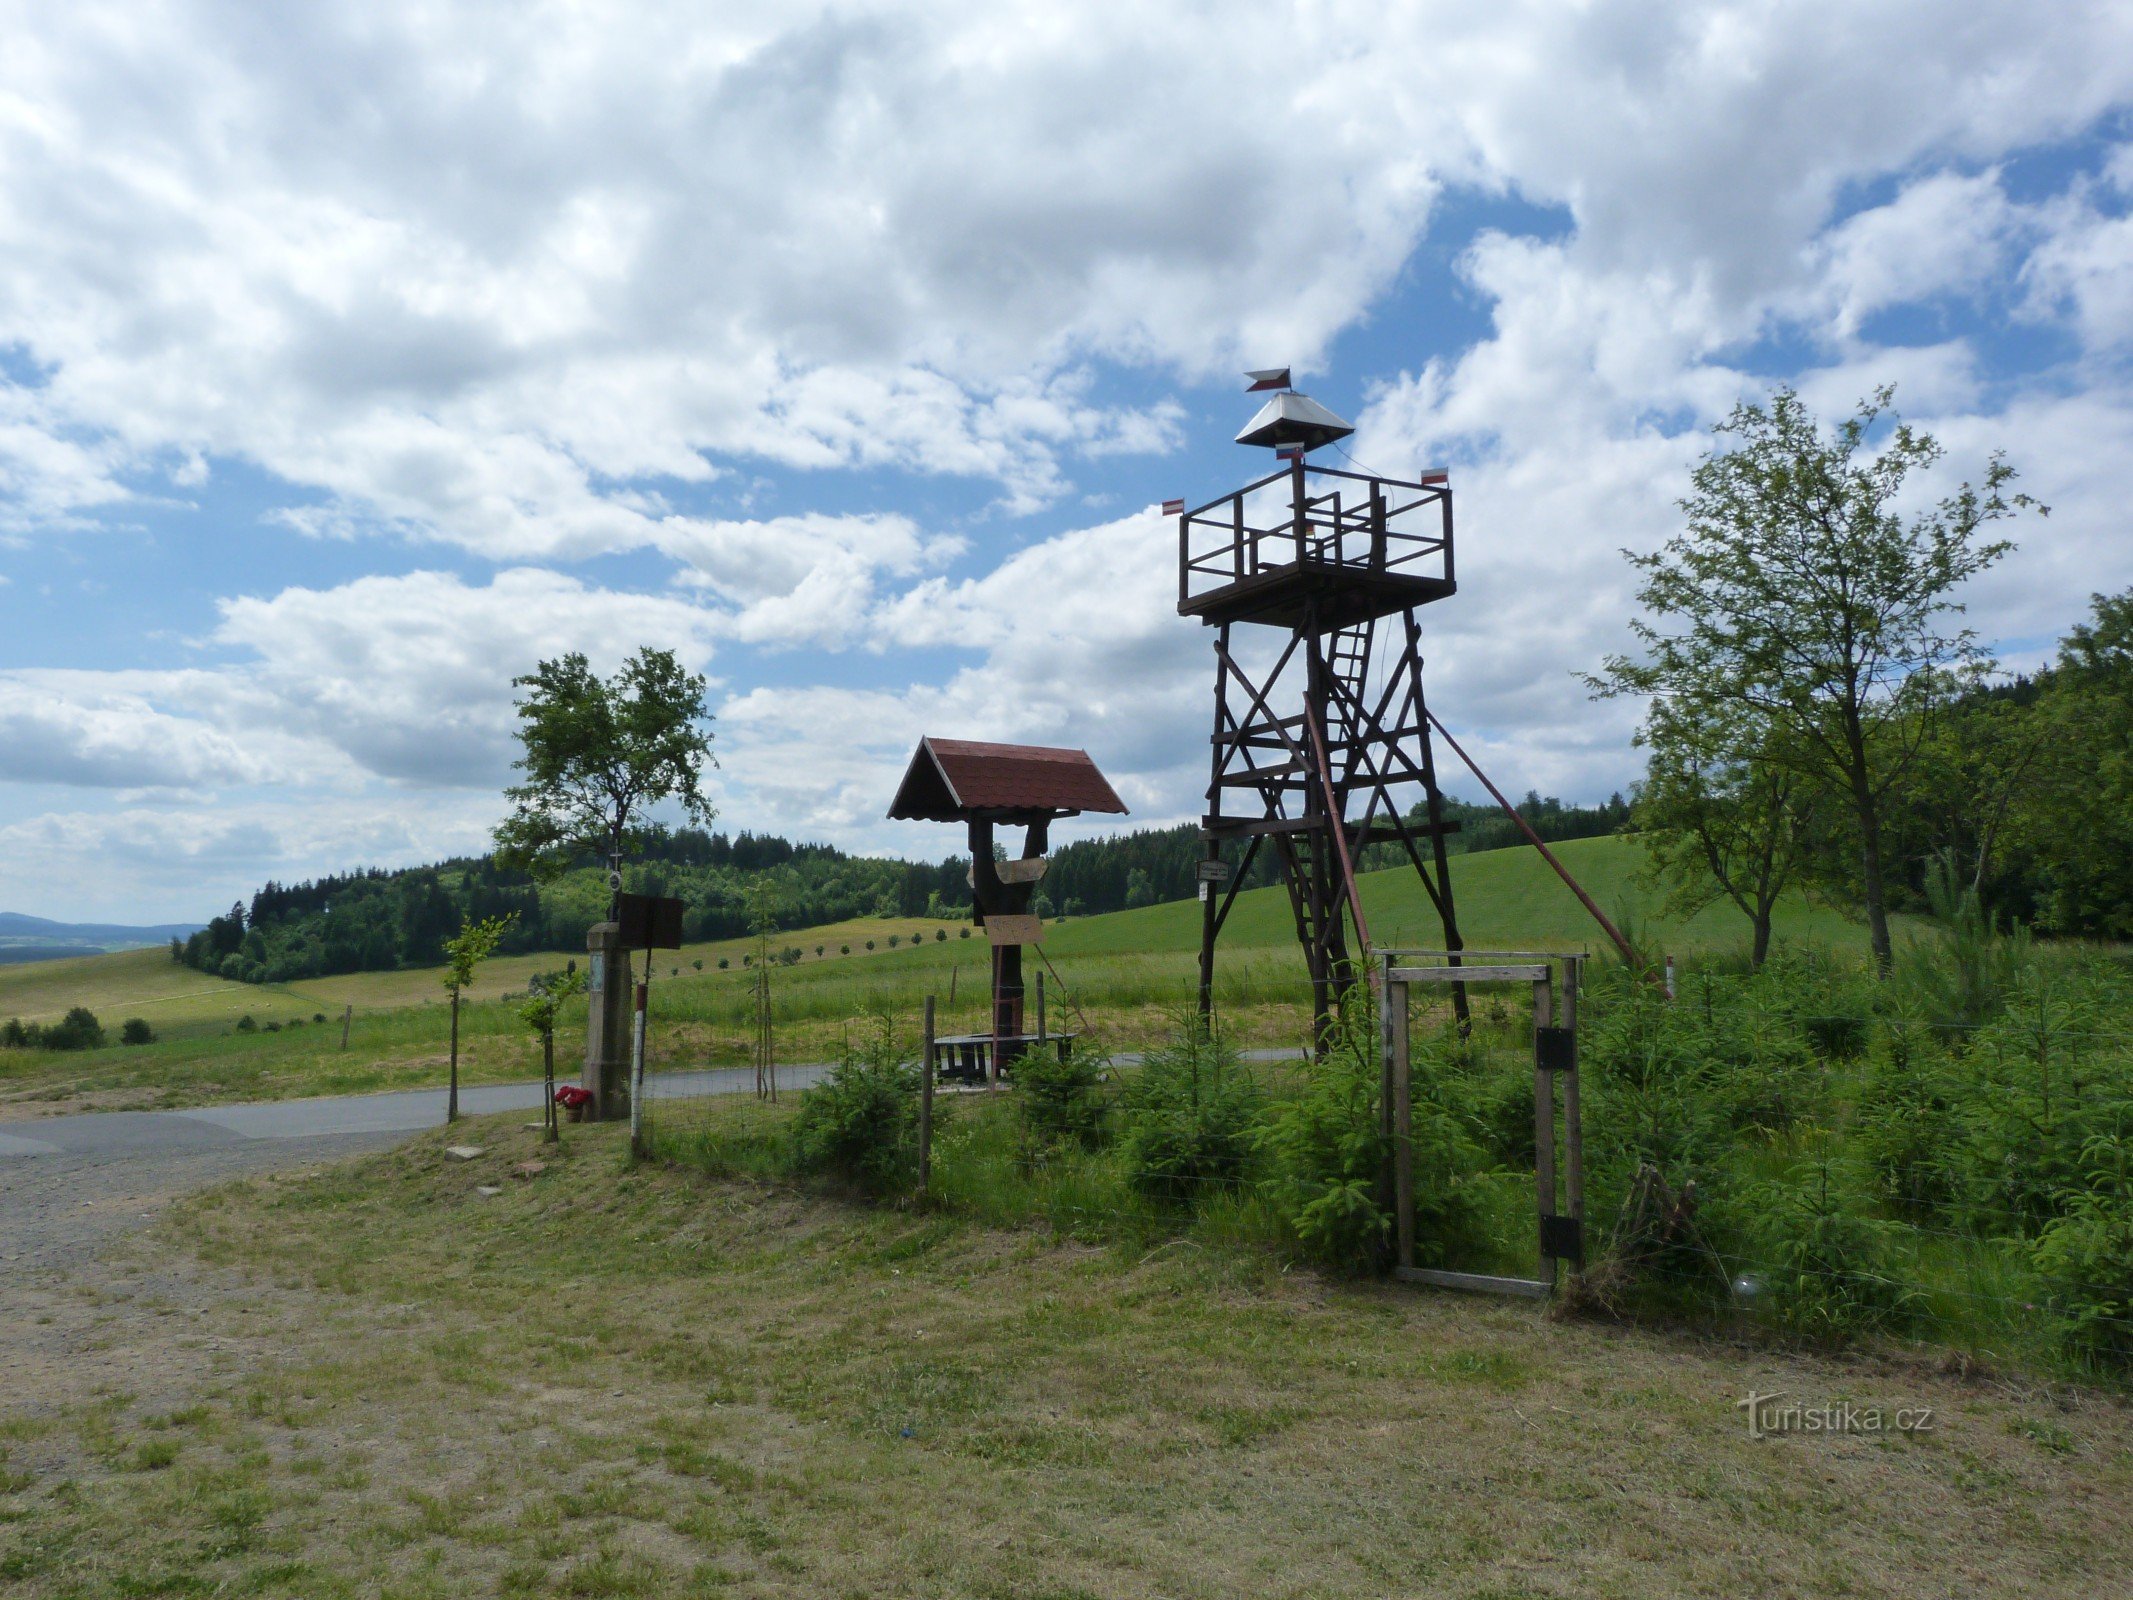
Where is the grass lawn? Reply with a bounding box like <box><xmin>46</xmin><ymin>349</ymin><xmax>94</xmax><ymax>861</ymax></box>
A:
<box><xmin>0</xmin><ymin>837</ymin><xmax>1895</xmax><ymax>1117</ymax></box>
<box><xmin>2</xmin><ymin>1109</ymin><xmax>2127</xmax><ymax>1598</ymax></box>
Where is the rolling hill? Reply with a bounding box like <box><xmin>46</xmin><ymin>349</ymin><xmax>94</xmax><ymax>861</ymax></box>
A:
<box><xmin>0</xmin><ymin>834</ymin><xmax>1867</xmax><ymax>1036</ymax></box>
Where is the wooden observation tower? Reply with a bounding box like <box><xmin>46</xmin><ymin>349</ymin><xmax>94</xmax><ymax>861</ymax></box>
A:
<box><xmin>1179</xmin><ymin>371</ymin><xmax>1467</xmax><ymax>1038</ymax></box>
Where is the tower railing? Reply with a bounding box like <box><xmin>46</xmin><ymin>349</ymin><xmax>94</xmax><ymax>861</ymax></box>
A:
<box><xmin>1177</xmin><ymin>461</ymin><xmax>1453</xmax><ymax>609</ymax></box>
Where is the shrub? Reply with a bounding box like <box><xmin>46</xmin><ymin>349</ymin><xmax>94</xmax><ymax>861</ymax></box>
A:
<box><xmin>1741</xmin><ymin>1158</ymin><xmax>1917</xmax><ymax>1342</ymax></box>
<box><xmin>2033</xmin><ymin>1198</ymin><xmax>2133</xmax><ymax>1367</ymax></box>
<box><xmin>312</xmin><ymin>1012</ymin><xmax>326</xmax><ymax>1023</ymax></box>
<box><xmin>693</xmin><ymin>960</ymin><xmax>703</xmax><ymax>971</ymax></box>
<box><xmin>1953</xmin><ymin>985</ymin><xmax>2119</xmax><ymax>1237</ymax></box>
<box><xmin>887</xmin><ymin>935</ymin><xmax>900</xmax><ymax>949</ymax></box>
<box><xmin>1118</xmin><ymin>1018</ymin><xmax>1259</xmax><ymax>1205</ymax></box>
<box><xmin>1</xmin><ymin>1018</ymin><xmax>28</xmax><ymax>1048</ymax></box>
<box><xmin>1582</xmin><ymin>981</ymin><xmax>1738</xmax><ymax>1210</ymax></box>
<box><xmin>1801</xmin><ymin>1013</ymin><xmax>1868</xmax><ymax>1060</ymax></box>
<box><xmin>119</xmin><ymin>1018</ymin><xmax>155</xmax><ymax>1046</ymax></box>
<box><xmin>1463</xmin><ymin>1058</ymin><xmax>1539</xmax><ymax>1168</ymax></box>
<box><xmin>1895</xmin><ymin>854</ymin><xmax>2034</xmax><ymax>1033</ymax></box>
<box><xmin>815</xmin><ymin>945</ymin><xmax>824</xmax><ymax>958</ymax></box>
<box><xmin>865</xmin><ymin>940</ymin><xmax>875</xmax><ymax>951</ymax></box>
<box><xmin>2031</xmin><ymin>1117</ymin><xmax>2133</xmax><ymax>1365</ymax></box>
<box><xmin>960</xmin><ymin>927</ymin><xmax>971</xmax><ymax>939</ymax></box>
<box><xmin>1017</xmin><ymin>1046</ymin><xmax>1108</xmax><ymax>1152</ymax></box>
<box><xmin>41</xmin><ymin>1007</ymin><xmax>105</xmax><ymax>1051</ymax></box>
<box><xmin>236</xmin><ymin>1015</ymin><xmax>257</xmax><ymax>1032</ymax></box>
<box><xmin>718</xmin><ymin>957</ymin><xmax>729</xmax><ymax>970</ymax></box>
<box><xmin>1255</xmin><ymin>1003</ymin><xmax>1392</xmax><ymax>1271</ymax></box>
<box><xmin>934</xmin><ymin>928</ymin><xmax>947</xmax><ymax>942</ymax></box>
<box><xmin>840</xmin><ymin>945</ymin><xmax>850</xmax><ymax>956</ymax></box>
<box><xmin>1706</xmin><ymin>999</ymin><xmax>1824</xmax><ymax>1138</ymax></box>
<box><xmin>791</xmin><ymin>1027</ymin><xmax>924</xmax><ymax>1196</ymax></box>
<box><xmin>1853</xmin><ymin>1023</ymin><xmax>1963</xmax><ymax>1217</ymax></box>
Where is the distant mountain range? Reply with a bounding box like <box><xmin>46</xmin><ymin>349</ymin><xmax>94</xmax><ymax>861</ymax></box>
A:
<box><xmin>0</xmin><ymin>912</ymin><xmax>205</xmax><ymax>966</ymax></box>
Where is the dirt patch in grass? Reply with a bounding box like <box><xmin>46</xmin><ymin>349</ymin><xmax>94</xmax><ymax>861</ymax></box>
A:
<box><xmin>0</xmin><ymin>1084</ymin><xmax>183</xmax><ymax>1122</ymax></box>
<box><xmin>3</xmin><ymin>1114</ymin><xmax>2130</xmax><ymax>1597</ymax></box>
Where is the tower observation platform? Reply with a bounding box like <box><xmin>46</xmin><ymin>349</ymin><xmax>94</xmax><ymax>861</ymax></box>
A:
<box><xmin>1176</xmin><ymin>458</ymin><xmax>1454</xmax><ymax>632</ymax></box>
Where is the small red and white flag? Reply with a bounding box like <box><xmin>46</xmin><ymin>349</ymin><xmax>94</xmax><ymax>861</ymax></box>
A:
<box><xmin>1274</xmin><ymin>445</ymin><xmax>1306</xmax><ymax>462</ymax></box>
<box><xmin>1419</xmin><ymin>468</ymin><xmax>1449</xmax><ymax>485</ymax></box>
<box><xmin>1161</xmin><ymin>498</ymin><xmax>1185</xmax><ymax>516</ymax></box>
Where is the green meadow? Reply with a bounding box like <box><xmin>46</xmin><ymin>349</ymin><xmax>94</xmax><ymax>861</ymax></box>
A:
<box><xmin>0</xmin><ymin>835</ymin><xmax>1884</xmax><ymax>1114</ymax></box>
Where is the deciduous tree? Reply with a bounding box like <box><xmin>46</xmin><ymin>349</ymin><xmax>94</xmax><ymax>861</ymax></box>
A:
<box><xmin>494</xmin><ymin>649</ymin><xmax>717</xmax><ymax>886</ymax></box>
<box><xmin>1632</xmin><ymin>699</ymin><xmax>1820</xmax><ymax>967</ymax></box>
<box><xmin>1596</xmin><ymin>386</ymin><xmax>2040</xmax><ymax>971</ymax></box>
<box><xmin>2012</xmin><ymin>589</ymin><xmax>2133</xmax><ymax>937</ymax></box>
<box><xmin>443</xmin><ymin>912</ymin><xmax>516</xmax><ymax>1122</ymax></box>
<box><xmin>518</xmin><ymin>965</ymin><xmax>586</xmax><ymax>1143</ymax></box>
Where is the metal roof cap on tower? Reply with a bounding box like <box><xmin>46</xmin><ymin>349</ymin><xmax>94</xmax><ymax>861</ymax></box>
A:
<box><xmin>1234</xmin><ymin>391</ymin><xmax>1355</xmax><ymax>452</ymax></box>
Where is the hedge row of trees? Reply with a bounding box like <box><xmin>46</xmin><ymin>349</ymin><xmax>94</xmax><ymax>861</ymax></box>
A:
<box><xmin>1846</xmin><ymin>603</ymin><xmax>2133</xmax><ymax>942</ymax></box>
<box><xmin>0</xmin><ymin>1009</ymin><xmax>152</xmax><ymax>1050</ymax></box>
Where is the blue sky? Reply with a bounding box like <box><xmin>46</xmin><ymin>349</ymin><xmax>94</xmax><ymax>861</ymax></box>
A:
<box><xmin>1</xmin><ymin>2</ymin><xmax>2130</xmax><ymax>923</ymax></box>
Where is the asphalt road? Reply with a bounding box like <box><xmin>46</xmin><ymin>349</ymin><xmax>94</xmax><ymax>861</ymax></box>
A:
<box><xmin>0</xmin><ymin>1065</ymin><xmax>831</xmax><ymax>1278</ymax></box>
<box><xmin>0</xmin><ymin>1048</ymin><xmax>1303</xmax><ymax>1276</ymax></box>
<box><xmin>0</xmin><ymin>1063</ymin><xmax>836</xmax><ymax>1160</ymax></box>
<box><xmin>0</xmin><ymin>1042</ymin><xmax>1310</xmax><ymax>1161</ymax></box>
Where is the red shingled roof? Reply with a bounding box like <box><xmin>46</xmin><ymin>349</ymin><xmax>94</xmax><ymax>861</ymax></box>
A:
<box><xmin>887</xmin><ymin>737</ymin><xmax>1129</xmax><ymax>822</ymax></box>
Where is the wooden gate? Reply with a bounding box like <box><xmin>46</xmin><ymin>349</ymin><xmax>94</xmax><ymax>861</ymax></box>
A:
<box><xmin>1381</xmin><ymin>951</ymin><xmax>1585</xmax><ymax>1297</ymax></box>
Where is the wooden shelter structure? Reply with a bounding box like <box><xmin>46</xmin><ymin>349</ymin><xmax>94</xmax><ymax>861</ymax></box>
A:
<box><xmin>1177</xmin><ymin>379</ymin><xmax>1469</xmax><ymax>1040</ymax></box>
<box><xmin>888</xmin><ymin>737</ymin><xmax>1127</xmax><ymax>1066</ymax></box>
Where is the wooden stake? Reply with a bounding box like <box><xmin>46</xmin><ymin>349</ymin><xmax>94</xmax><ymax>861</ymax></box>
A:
<box><xmin>1533</xmin><ymin>973</ymin><xmax>1556</xmax><ymax>1283</ymax></box>
<box><xmin>1378</xmin><ymin>953</ymin><xmax>1396</xmax><ymax>1223</ymax></box>
<box><xmin>1392</xmin><ymin>979</ymin><xmax>1413</xmax><ymax>1274</ymax></box>
<box><xmin>543</xmin><ymin>1028</ymin><xmax>558</xmax><ymax>1144</ymax></box>
<box><xmin>919</xmin><ymin>995</ymin><xmax>935</xmax><ymax>1191</ymax></box>
<box><xmin>629</xmin><ymin>981</ymin><xmax>648</xmax><ymax>1157</ymax></box>
<box><xmin>1561</xmin><ymin>956</ymin><xmax>1584</xmax><ymax>1276</ymax></box>
<box><xmin>987</xmin><ymin>943</ymin><xmax>1001</xmax><ymax>1092</ymax></box>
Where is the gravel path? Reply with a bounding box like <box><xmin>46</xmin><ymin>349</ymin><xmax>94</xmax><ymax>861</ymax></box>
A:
<box><xmin>0</xmin><ymin>1119</ymin><xmax>410</xmax><ymax>1278</ymax></box>
<box><xmin>0</xmin><ymin>1120</ymin><xmax>415</xmax><ymax>1439</ymax></box>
